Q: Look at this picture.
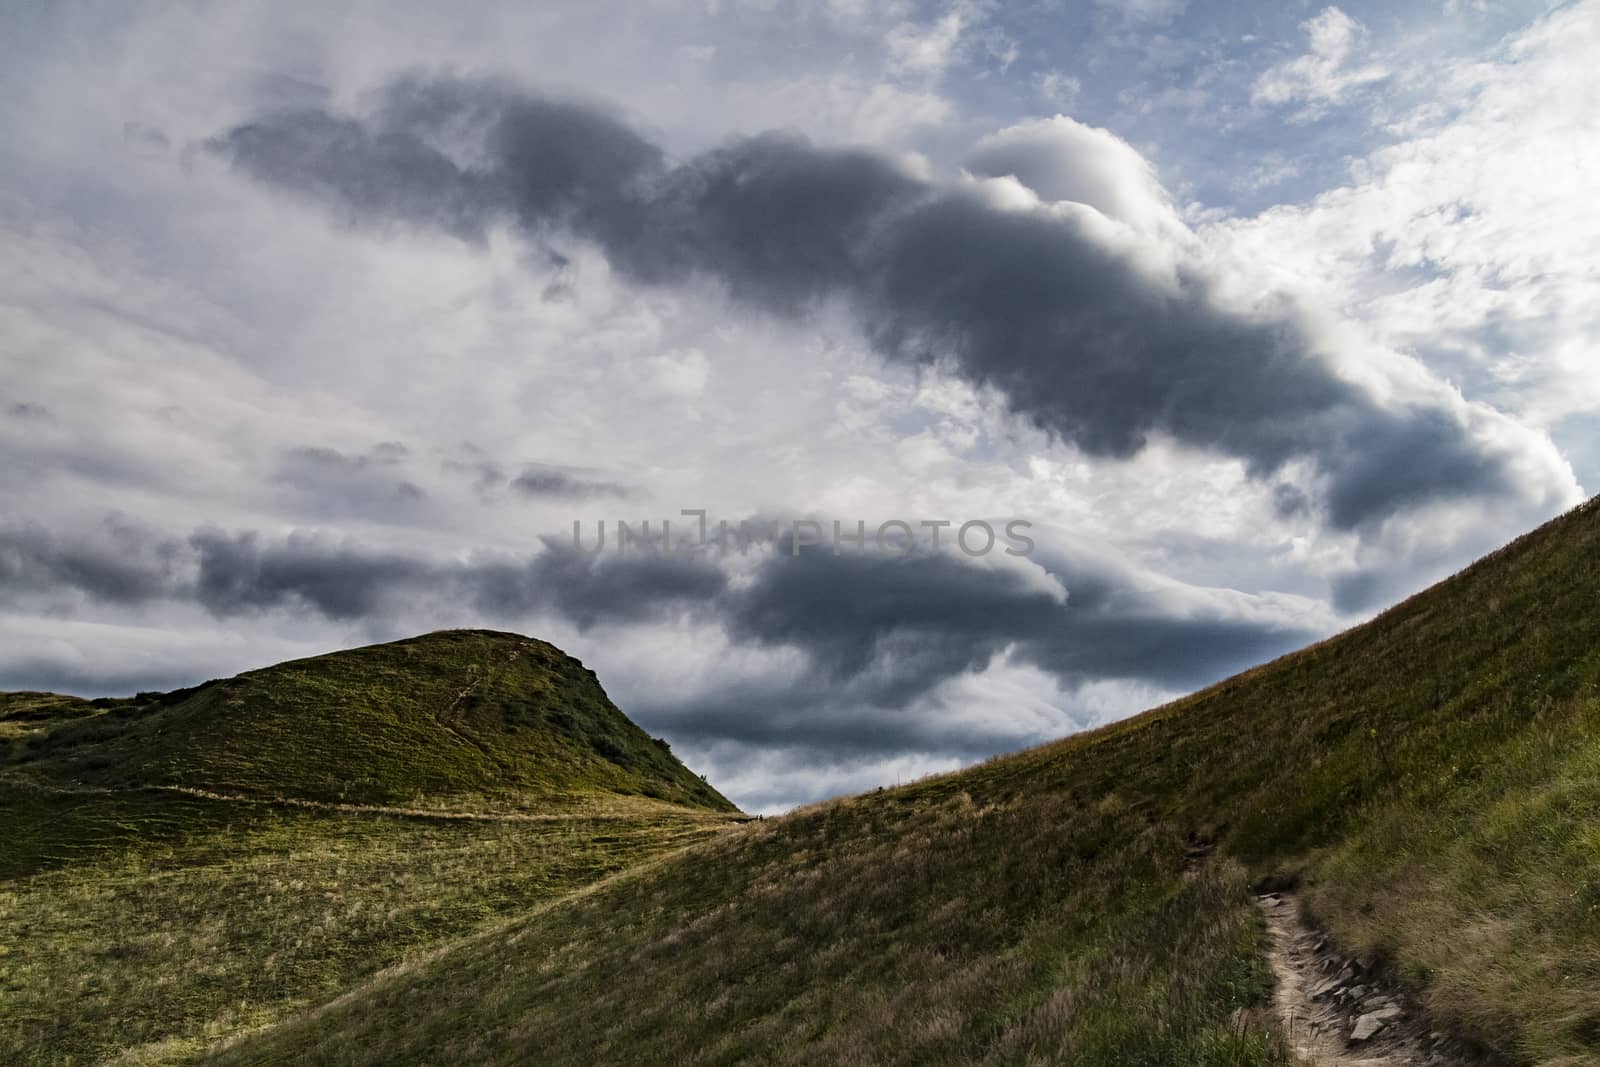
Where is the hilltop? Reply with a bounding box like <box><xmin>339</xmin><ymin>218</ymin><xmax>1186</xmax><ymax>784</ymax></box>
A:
<box><xmin>208</xmin><ymin>501</ymin><xmax>1600</xmax><ymax>1066</ymax></box>
<box><xmin>0</xmin><ymin>631</ymin><xmax>742</xmax><ymax>1063</ymax></box>
<box><xmin>2</xmin><ymin>629</ymin><xmax>734</xmax><ymax>815</ymax></box>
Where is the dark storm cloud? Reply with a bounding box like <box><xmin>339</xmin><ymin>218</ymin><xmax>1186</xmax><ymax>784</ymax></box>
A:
<box><xmin>436</xmin><ymin>451</ymin><xmax>629</xmax><ymax>500</ymax></box>
<box><xmin>190</xmin><ymin>528</ymin><xmax>440</xmax><ymax>619</ymax></box>
<box><xmin>214</xmin><ymin>108</ymin><xmax>501</xmax><ymax>242</ymax></box>
<box><xmin>724</xmin><ymin>547</ymin><xmax>1313</xmax><ymax>698</ymax></box>
<box><xmin>464</xmin><ymin>538</ymin><xmax>726</xmax><ymax>628</ymax></box>
<box><xmin>1319</xmin><ymin>406</ymin><xmax>1506</xmax><ymax>530</ymax></box>
<box><xmin>1010</xmin><ymin>559</ymin><xmax>1312</xmax><ymax>689</ymax></box>
<box><xmin>624</xmin><ymin>545</ymin><xmax>1314</xmax><ymax>769</ymax></box>
<box><xmin>1273</xmin><ymin>482</ymin><xmax>1312</xmax><ymax>519</ymax></box>
<box><xmin>0</xmin><ymin>518</ymin><xmax>180</xmax><ymax>604</ymax></box>
<box><xmin>1330</xmin><ymin>569</ymin><xmax>1384</xmax><ymax>615</ymax></box>
<box><xmin>210</xmin><ymin>74</ymin><xmax>1520</xmax><ymax>529</ymax></box>
<box><xmin>637</xmin><ymin>682</ymin><xmax>1037</xmax><ymax>759</ymax></box>
<box><xmin>189</xmin><ymin>529</ymin><xmax>720</xmax><ymax>623</ymax></box>
<box><xmin>726</xmin><ymin>551</ymin><xmax>1062</xmax><ymax>703</ymax></box>
<box><xmin>2</xmin><ymin>517</ymin><xmax>723</xmax><ymax>628</ymax></box>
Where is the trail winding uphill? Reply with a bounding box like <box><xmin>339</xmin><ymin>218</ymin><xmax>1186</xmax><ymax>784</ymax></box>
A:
<box><xmin>1257</xmin><ymin>893</ymin><xmax>1472</xmax><ymax>1067</ymax></box>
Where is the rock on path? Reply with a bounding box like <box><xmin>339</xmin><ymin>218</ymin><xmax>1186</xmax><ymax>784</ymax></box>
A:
<box><xmin>1254</xmin><ymin>892</ymin><xmax>1467</xmax><ymax>1066</ymax></box>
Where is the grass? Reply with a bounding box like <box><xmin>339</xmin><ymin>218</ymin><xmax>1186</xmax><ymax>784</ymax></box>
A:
<box><xmin>209</xmin><ymin>497</ymin><xmax>1600</xmax><ymax>1065</ymax></box>
<box><xmin>205</xmin><ymin>790</ymin><xmax>1281</xmax><ymax>1066</ymax></box>
<box><xmin>0</xmin><ymin>630</ymin><xmax>744</xmax><ymax>1063</ymax></box>
<box><xmin>0</xmin><ymin>793</ymin><xmax>737</xmax><ymax>1065</ymax></box>
<box><xmin>2</xmin><ymin>629</ymin><xmax>735</xmax><ymax>815</ymax></box>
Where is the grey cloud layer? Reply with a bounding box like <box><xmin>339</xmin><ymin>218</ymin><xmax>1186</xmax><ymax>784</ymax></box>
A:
<box><xmin>509</xmin><ymin>466</ymin><xmax>630</xmax><ymax>500</ymax></box>
<box><xmin>0</xmin><ymin>518</ymin><xmax>1313</xmax><ymax>764</ymax></box>
<box><xmin>0</xmin><ymin>518</ymin><xmax>181</xmax><ymax>605</ymax></box>
<box><xmin>0</xmin><ymin>521</ymin><xmax>714</xmax><ymax>626</ymax></box>
<box><xmin>210</xmin><ymin>74</ymin><xmax>1520</xmax><ymax>529</ymax></box>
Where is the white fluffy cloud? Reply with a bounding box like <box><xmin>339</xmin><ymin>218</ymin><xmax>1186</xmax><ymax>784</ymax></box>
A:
<box><xmin>964</xmin><ymin>115</ymin><xmax>1190</xmax><ymax>243</ymax></box>
<box><xmin>1251</xmin><ymin>7</ymin><xmax>1390</xmax><ymax>119</ymax></box>
<box><xmin>1221</xmin><ymin>0</ymin><xmax>1600</xmax><ymax>480</ymax></box>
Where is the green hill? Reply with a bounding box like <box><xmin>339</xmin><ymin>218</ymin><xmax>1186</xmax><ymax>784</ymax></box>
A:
<box><xmin>205</xmin><ymin>500</ymin><xmax>1600</xmax><ymax>1066</ymax></box>
<box><xmin>3</xmin><ymin>629</ymin><xmax>734</xmax><ymax>815</ymax></box>
<box><xmin>0</xmin><ymin>631</ymin><xmax>742</xmax><ymax>1064</ymax></box>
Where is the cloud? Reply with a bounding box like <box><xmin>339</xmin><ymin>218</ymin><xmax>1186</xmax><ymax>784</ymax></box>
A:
<box><xmin>885</xmin><ymin>8</ymin><xmax>970</xmax><ymax>77</ymax></box>
<box><xmin>122</xmin><ymin>120</ymin><xmax>170</xmax><ymax>155</ymax></box>
<box><xmin>465</xmin><ymin>538</ymin><xmax>726</xmax><ymax>629</ymax></box>
<box><xmin>964</xmin><ymin>115</ymin><xmax>1185</xmax><ymax>241</ymax></box>
<box><xmin>1031</xmin><ymin>71</ymin><xmax>1081</xmax><ymax>109</ymax></box>
<box><xmin>5</xmin><ymin>516</ymin><xmax>723</xmax><ymax>630</ymax></box>
<box><xmin>509</xmin><ymin>465</ymin><xmax>630</xmax><ymax>499</ymax></box>
<box><xmin>207</xmin><ymin>73</ymin><xmax>1553</xmax><ymax>532</ymax></box>
<box><xmin>5</xmin><ymin>511</ymin><xmax>1315</xmax><ymax>708</ymax></box>
<box><xmin>275</xmin><ymin>444</ymin><xmax>426</xmax><ymax>510</ymax></box>
<box><xmin>6</xmin><ymin>2</ymin><xmax>1587</xmax><ymax>812</ymax></box>
<box><xmin>724</xmin><ymin>549</ymin><xmax>1065</xmax><ymax>702</ymax></box>
<box><xmin>1252</xmin><ymin>7</ymin><xmax>1389</xmax><ymax>119</ymax></box>
<box><xmin>607</xmin><ymin>539</ymin><xmax>1318</xmax><ymax>807</ymax></box>
<box><xmin>1222</xmin><ymin>1</ymin><xmax>1600</xmax><ymax>467</ymax></box>
<box><xmin>0</xmin><ymin>517</ymin><xmax>181</xmax><ymax>606</ymax></box>
<box><xmin>191</xmin><ymin>528</ymin><xmax>440</xmax><ymax>619</ymax></box>
<box><xmin>721</xmin><ymin>541</ymin><xmax>1314</xmax><ymax>696</ymax></box>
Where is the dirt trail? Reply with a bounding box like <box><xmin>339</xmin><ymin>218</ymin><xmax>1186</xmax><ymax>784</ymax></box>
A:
<box><xmin>1257</xmin><ymin>892</ymin><xmax>1460</xmax><ymax>1067</ymax></box>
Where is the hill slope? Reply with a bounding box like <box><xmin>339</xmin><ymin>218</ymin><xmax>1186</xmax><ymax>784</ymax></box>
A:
<box><xmin>0</xmin><ymin>631</ymin><xmax>742</xmax><ymax>1064</ymax></box>
<box><xmin>212</xmin><ymin>500</ymin><xmax>1600</xmax><ymax>1066</ymax></box>
<box><xmin>3</xmin><ymin>629</ymin><xmax>734</xmax><ymax>814</ymax></box>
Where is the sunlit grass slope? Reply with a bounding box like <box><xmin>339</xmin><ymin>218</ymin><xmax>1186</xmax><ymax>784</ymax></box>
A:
<box><xmin>213</xmin><ymin>498</ymin><xmax>1600</xmax><ymax>1066</ymax></box>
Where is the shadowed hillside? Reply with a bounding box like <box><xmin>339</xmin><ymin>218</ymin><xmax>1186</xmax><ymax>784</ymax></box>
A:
<box><xmin>207</xmin><ymin>500</ymin><xmax>1600</xmax><ymax>1066</ymax></box>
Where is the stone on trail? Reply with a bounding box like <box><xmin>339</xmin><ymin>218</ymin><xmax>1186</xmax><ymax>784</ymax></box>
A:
<box><xmin>1350</xmin><ymin>1012</ymin><xmax>1387</xmax><ymax>1042</ymax></box>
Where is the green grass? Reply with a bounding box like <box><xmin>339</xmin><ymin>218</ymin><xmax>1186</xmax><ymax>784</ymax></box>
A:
<box><xmin>0</xmin><ymin>793</ymin><xmax>737</xmax><ymax>1065</ymax></box>
<box><xmin>206</xmin><ymin>790</ymin><xmax>1281</xmax><ymax>1066</ymax></box>
<box><xmin>0</xmin><ymin>629</ymin><xmax>745</xmax><ymax>1063</ymax></box>
<box><xmin>3</xmin><ymin>630</ymin><xmax>735</xmax><ymax>814</ymax></box>
<box><xmin>209</xmin><ymin>498</ymin><xmax>1600</xmax><ymax>1066</ymax></box>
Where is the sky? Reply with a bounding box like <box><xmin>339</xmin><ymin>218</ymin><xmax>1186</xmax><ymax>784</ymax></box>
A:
<box><xmin>1</xmin><ymin>0</ymin><xmax>1595</xmax><ymax>812</ymax></box>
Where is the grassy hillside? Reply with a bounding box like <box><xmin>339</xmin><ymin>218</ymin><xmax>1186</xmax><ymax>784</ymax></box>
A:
<box><xmin>210</xmin><ymin>499</ymin><xmax>1600</xmax><ymax>1066</ymax></box>
<box><xmin>0</xmin><ymin>796</ymin><xmax>734</xmax><ymax>1065</ymax></box>
<box><xmin>0</xmin><ymin>631</ymin><xmax>744</xmax><ymax>1064</ymax></box>
<box><xmin>2</xmin><ymin>629</ymin><xmax>734</xmax><ymax>814</ymax></box>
